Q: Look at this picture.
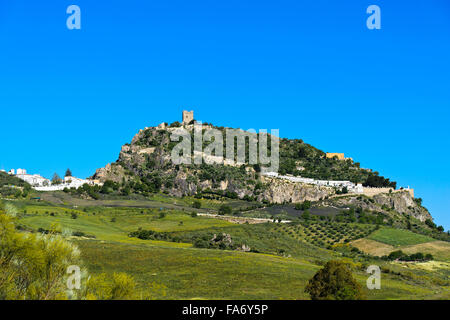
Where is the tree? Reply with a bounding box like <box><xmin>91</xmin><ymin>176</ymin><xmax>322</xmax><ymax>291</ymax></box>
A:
<box><xmin>301</xmin><ymin>210</ymin><xmax>310</xmax><ymax>220</ymax></box>
<box><xmin>425</xmin><ymin>219</ymin><xmax>436</xmax><ymax>229</ymax></box>
<box><xmin>218</xmin><ymin>204</ymin><xmax>232</xmax><ymax>215</ymax></box>
<box><xmin>386</xmin><ymin>250</ymin><xmax>405</xmax><ymax>261</ymax></box>
<box><xmin>305</xmin><ymin>260</ymin><xmax>365</xmax><ymax>300</ymax></box>
<box><xmin>407</xmin><ymin>220</ymin><xmax>412</xmax><ymax>230</ymax></box>
<box><xmin>52</xmin><ymin>173</ymin><xmax>62</xmax><ymax>185</ymax></box>
<box><xmin>295</xmin><ymin>200</ymin><xmax>311</xmax><ymax>211</ymax></box>
<box><xmin>192</xmin><ymin>200</ymin><xmax>202</xmax><ymax>209</ymax></box>
<box><xmin>65</xmin><ymin>168</ymin><xmax>72</xmax><ymax>177</ymax></box>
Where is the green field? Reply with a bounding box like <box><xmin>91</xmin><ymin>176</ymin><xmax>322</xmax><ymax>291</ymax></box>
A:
<box><xmin>76</xmin><ymin>240</ymin><xmax>449</xmax><ymax>300</ymax></box>
<box><xmin>18</xmin><ymin>207</ymin><xmax>233</xmax><ymax>243</ymax></box>
<box><xmin>4</xmin><ymin>198</ymin><xmax>449</xmax><ymax>300</ymax></box>
<box><xmin>368</xmin><ymin>228</ymin><xmax>436</xmax><ymax>246</ymax></box>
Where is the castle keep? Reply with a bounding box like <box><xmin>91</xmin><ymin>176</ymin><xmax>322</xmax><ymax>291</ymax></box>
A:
<box><xmin>182</xmin><ymin>110</ymin><xmax>194</xmax><ymax>124</ymax></box>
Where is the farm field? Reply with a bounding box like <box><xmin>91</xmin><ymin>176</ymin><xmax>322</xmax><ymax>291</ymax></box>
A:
<box><xmin>368</xmin><ymin>227</ymin><xmax>436</xmax><ymax>246</ymax></box>
<box><xmin>352</xmin><ymin>237</ymin><xmax>450</xmax><ymax>262</ymax></box>
<box><xmin>273</xmin><ymin>221</ymin><xmax>377</xmax><ymax>248</ymax></box>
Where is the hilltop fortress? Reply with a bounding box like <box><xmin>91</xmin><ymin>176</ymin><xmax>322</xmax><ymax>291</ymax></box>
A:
<box><xmin>5</xmin><ymin>110</ymin><xmax>415</xmax><ymax>201</ymax></box>
<box><xmin>175</xmin><ymin>110</ymin><xmax>414</xmax><ymax>199</ymax></box>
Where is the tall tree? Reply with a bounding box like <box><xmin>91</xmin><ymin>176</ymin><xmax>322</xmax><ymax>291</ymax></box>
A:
<box><xmin>52</xmin><ymin>173</ymin><xmax>62</xmax><ymax>185</ymax></box>
<box><xmin>65</xmin><ymin>168</ymin><xmax>72</xmax><ymax>177</ymax></box>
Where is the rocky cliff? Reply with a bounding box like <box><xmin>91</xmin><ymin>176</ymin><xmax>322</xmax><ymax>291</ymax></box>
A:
<box><xmin>326</xmin><ymin>191</ymin><xmax>432</xmax><ymax>222</ymax></box>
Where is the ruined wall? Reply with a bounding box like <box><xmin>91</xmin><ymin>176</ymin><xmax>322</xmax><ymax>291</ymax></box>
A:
<box><xmin>326</xmin><ymin>153</ymin><xmax>345</xmax><ymax>160</ymax></box>
<box><xmin>362</xmin><ymin>187</ymin><xmax>414</xmax><ymax>198</ymax></box>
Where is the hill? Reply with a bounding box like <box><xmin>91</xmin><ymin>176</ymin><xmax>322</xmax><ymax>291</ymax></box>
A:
<box><xmin>0</xmin><ymin>171</ymin><xmax>31</xmax><ymax>198</ymax></box>
<box><xmin>81</xmin><ymin>115</ymin><xmax>435</xmax><ymax>227</ymax></box>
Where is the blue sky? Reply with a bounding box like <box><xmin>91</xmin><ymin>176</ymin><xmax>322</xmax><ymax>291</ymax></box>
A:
<box><xmin>0</xmin><ymin>1</ymin><xmax>449</xmax><ymax>229</ymax></box>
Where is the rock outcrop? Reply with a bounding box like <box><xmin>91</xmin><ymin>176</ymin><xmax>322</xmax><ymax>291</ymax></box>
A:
<box><xmin>259</xmin><ymin>176</ymin><xmax>334</xmax><ymax>203</ymax></box>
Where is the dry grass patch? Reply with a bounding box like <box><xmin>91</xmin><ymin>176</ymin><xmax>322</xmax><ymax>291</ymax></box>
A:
<box><xmin>351</xmin><ymin>238</ymin><xmax>394</xmax><ymax>256</ymax></box>
<box><xmin>402</xmin><ymin>241</ymin><xmax>450</xmax><ymax>262</ymax></box>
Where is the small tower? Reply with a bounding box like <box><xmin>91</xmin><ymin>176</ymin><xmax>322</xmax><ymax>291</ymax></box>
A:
<box><xmin>182</xmin><ymin>110</ymin><xmax>194</xmax><ymax>124</ymax></box>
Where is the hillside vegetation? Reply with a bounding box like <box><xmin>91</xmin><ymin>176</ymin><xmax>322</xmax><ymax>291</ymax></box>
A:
<box><xmin>89</xmin><ymin>124</ymin><xmax>396</xmax><ymax>202</ymax></box>
<box><xmin>1</xmin><ymin>195</ymin><xmax>448</xmax><ymax>300</ymax></box>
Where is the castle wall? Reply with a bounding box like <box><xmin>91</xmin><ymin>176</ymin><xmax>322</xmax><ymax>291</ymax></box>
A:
<box><xmin>362</xmin><ymin>187</ymin><xmax>414</xmax><ymax>198</ymax></box>
<box><xmin>326</xmin><ymin>153</ymin><xmax>345</xmax><ymax>160</ymax></box>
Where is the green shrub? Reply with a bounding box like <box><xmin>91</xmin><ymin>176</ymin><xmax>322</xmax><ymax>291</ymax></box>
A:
<box><xmin>305</xmin><ymin>260</ymin><xmax>365</xmax><ymax>300</ymax></box>
<box><xmin>218</xmin><ymin>205</ymin><xmax>232</xmax><ymax>215</ymax></box>
<box><xmin>192</xmin><ymin>200</ymin><xmax>202</xmax><ymax>209</ymax></box>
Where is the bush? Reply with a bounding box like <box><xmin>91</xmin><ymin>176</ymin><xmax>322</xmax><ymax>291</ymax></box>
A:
<box><xmin>72</xmin><ymin>231</ymin><xmax>86</xmax><ymax>237</ymax></box>
<box><xmin>84</xmin><ymin>272</ymin><xmax>137</xmax><ymax>300</ymax></box>
<box><xmin>301</xmin><ymin>210</ymin><xmax>311</xmax><ymax>220</ymax></box>
<box><xmin>0</xmin><ymin>211</ymin><xmax>81</xmax><ymax>299</ymax></box>
<box><xmin>384</xmin><ymin>250</ymin><xmax>432</xmax><ymax>262</ymax></box>
<box><xmin>295</xmin><ymin>200</ymin><xmax>312</xmax><ymax>211</ymax></box>
<box><xmin>192</xmin><ymin>200</ymin><xmax>202</xmax><ymax>209</ymax></box>
<box><xmin>305</xmin><ymin>260</ymin><xmax>365</xmax><ymax>300</ymax></box>
<box><xmin>218</xmin><ymin>205</ymin><xmax>232</xmax><ymax>215</ymax></box>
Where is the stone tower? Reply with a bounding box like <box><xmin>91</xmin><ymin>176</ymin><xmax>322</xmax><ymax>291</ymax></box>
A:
<box><xmin>182</xmin><ymin>110</ymin><xmax>194</xmax><ymax>124</ymax></box>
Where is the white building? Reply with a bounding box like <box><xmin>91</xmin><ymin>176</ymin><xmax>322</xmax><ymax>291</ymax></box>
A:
<box><xmin>63</xmin><ymin>176</ymin><xmax>90</xmax><ymax>188</ymax></box>
<box><xmin>263</xmin><ymin>172</ymin><xmax>364</xmax><ymax>194</ymax></box>
<box><xmin>15</xmin><ymin>172</ymin><xmax>50</xmax><ymax>187</ymax></box>
<box><xmin>10</xmin><ymin>168</ymin><xmax>101</xmax><ymax>191</ymax></box>
<box><xmin>34</xmin><ymin>176</ymin><xmax>101</xmax><ymax>191</ymax></box>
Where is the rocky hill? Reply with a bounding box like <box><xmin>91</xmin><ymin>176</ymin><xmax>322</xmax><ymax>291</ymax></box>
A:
<box><xmin>90</xmin><ymin>118</ymin><xmax>431</xmax><ymax>223</ymax></box>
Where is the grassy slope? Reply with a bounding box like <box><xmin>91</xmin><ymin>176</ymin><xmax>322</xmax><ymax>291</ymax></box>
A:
<box><xmin>76</xmin><ymin>240</ymin><xmax>447</xmax><ymax>300</ymax></box>
<box><xmin>351</xmin><ymin>238</ymin><xmax>394</xmax><ymax>257</ymax></box>
<box><xmin>368</xmin><ymin>228</ymin><xmax>435</xmax><ymax>246</ymax></box>
<box><xmin>18</xmin><ymin>208</ymin><xmax>233</xmax><ymax>242</ymax></box>
<box><xmin>353</xmin><ymin>238</ymin><xmax>450</xmax><ymax>262</ymax></box>
<box><xmin>12</xmin><ymin>200</ymin><xmax>450</xmax><ymax>300</ymax></box>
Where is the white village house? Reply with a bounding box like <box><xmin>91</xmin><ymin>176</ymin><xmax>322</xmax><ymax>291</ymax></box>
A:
<box><xmin>6</xmin><ymin>168</ymin><xmax>101</xmax><ymax>191</ymax></box>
